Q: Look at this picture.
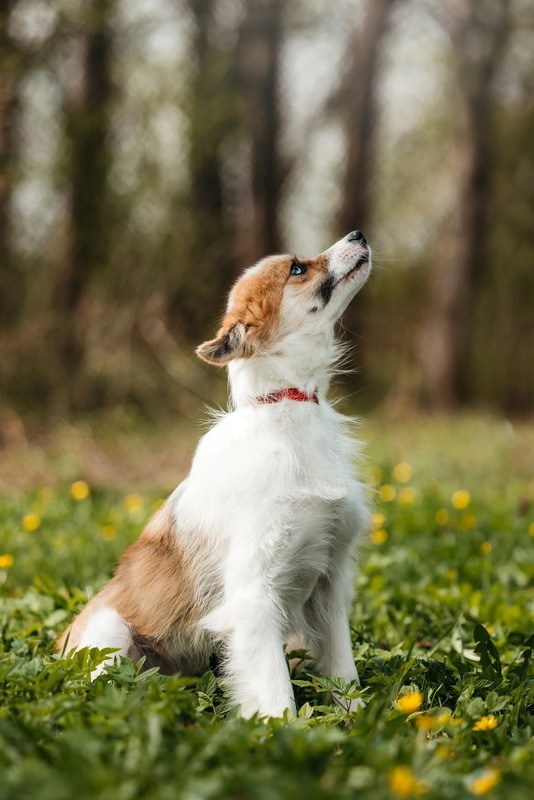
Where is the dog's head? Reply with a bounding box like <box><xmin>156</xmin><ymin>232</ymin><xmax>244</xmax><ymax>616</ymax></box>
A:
<box><xmin>196</xmin><ymin>231</ymin><xmax>371</xmax><ymax>365</ymax></box>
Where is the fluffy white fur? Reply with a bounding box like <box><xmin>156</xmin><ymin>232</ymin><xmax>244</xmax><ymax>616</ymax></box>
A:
<box><xmin>62</xmin><ymin>232</ymin><xmax>372</xmax><ymax>718</ymax></box>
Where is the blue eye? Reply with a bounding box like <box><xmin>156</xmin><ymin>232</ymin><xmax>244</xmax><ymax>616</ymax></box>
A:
<box><xmin>290</xmin><ymin>261</ymin><xmax>307</xmax><ymax>276</ymax></box>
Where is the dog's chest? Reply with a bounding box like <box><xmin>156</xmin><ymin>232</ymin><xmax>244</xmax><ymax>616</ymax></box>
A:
<box><xmin>184</xmin><ymin>403</ymin><xmax>356</xmax><ymax>592</ymax></box>
<box><xmin>265</xmin><ymin>495</ymin><xmax>345</xmax><ymax>610</ymax></box>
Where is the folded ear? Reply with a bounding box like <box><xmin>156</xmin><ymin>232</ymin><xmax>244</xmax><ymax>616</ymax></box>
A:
<box><xmin>195</xmin><ymin>323</ymin><xmax>249</xmax><ymax>365</ymax></box>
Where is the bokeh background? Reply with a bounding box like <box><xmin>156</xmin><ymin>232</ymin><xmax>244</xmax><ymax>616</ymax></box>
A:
<box><xmin>1</xmin><ymin>0</ymin><xmax>533</xmax><ymax>443</ymax></box>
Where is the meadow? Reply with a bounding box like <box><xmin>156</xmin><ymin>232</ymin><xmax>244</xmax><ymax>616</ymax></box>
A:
<box><xmin>1</xmin><ymin>414</ymin><xmax>533</xmax><ymax>800</ymax></box>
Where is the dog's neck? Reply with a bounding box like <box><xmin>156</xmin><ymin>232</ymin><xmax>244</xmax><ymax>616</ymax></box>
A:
<box><xmin>227</xmin><ymin>328</ymin><xmax>339</xmax><ymax>409</ymax></box>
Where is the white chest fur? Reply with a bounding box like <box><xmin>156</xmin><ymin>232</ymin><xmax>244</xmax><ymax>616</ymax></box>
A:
<box><xmin>174</xmin><ymin>399</ymin><xmax>367</xmax><ymax>642</ymax></box>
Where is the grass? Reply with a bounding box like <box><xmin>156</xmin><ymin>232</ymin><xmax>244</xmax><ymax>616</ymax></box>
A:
<box><xmin>1</xmin><ymin>413</ymin><xmax>533</xmax><ymax>799</ymax></box>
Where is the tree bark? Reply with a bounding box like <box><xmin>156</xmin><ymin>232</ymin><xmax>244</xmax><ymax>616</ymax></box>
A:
<box><xmin>0</xmin><ymin>0</ymin><xmax>20</xmax><ymax>328</ymax></box>
<box><xmin>237</xmin><ymin>0</ymin><xmax>285</xmax><ymax>262</ymax></box>
<box><xmin>59</xmin><ymin>0</ymin><xmax>114</xmax><ymax>315</ymax></box>
<box><xmin>336</xmin><ymin>0</ymin><xmax>398</xmax><ymax>239</ymax></box>
<box><xmin>418</xmin><ymin>0</ymin><xmax>511</xmax><ymax>409</ymax></box>
<box><xmin>332</xmin><ymin>0</ymin><xmax>397</xmax><ymax>369</ymax></box>
<box><xmin>168</xmin><ymin>0</ymin><xmax>239</xmax><ymax>339</ymax></box>
<box><xmin>56</xmin><ymin>0</ymin><xmax>115</xmax><ymax>384</ymax></box>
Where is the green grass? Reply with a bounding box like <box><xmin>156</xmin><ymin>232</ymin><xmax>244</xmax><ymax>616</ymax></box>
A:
<box><xmin>1</xmin><ymin>415</ymin><xmax>533</xmax><ymax>799</ymax></box>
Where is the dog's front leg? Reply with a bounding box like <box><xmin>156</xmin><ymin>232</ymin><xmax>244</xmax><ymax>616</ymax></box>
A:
<box><xmin>225</xmin><ymin>595</ymin><xmax>296</xmax><ymax>719</ymax></box>
<box><xmin>205</xmin><ymin>584</ymin><xmax>295</xmax><ymax>719</ymax></box>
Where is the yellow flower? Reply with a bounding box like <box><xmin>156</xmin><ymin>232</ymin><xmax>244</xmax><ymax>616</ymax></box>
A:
<box><xmin>101</xmin><ymin>525</ymin><xmax>117</xmax><ymax>541</ymax></box>
<box><xmin>435</xmin><ymin>710</ymin><xmax>462</xmax><ymax>728</ymax></box>
<box><xmin>366</xmin><ymin>466</ymin><xmax>383</xmax><ymax>485</ymax></box>
<box><xmin>435</xmin><ymin>744</ymin><xmax>455</xmax><ymax>760</ymax></box>
<box><xmin>460</xmin><ymin>514</ymin><xmax>477</xmax><ymax>531</ymax></box>
<box><xmin>414</xmin><ymin>714</ymin><xmax>437</xmax><ymax>732</ymax></box>
<box><xmin>372</xmin><ymin>512</ymin><xmax>386</xmax><ymax>528</ymax></box>
<box><xmin>71</xmin><ymin>480</ymin><xmax>90</xmax><ymax>501</ymax></box>
<box><xmin>393</xmin><ymin>463</ymin><xmax>413</xmax><ymax>483</ymax></box>
<box><xmin>460</xmin><ymin>514</ymin><xmax>477</xmax><ymax>530</ymax></box>
<box><xmin>469</xmin><ymin>769</ymin><xmax>501</xmax><ymax>796</ymax></box>
<box><xmin>472</xmin><ymin>715</ymin><xmax>498</xmax><ymax>732</ymax></box>
<box><xmin>22</xmin><ymin>513</ymin><xmax>41</xmax><ymax>532</ymax></box>
<box><xmin>395</xmin><ymin>691</ymin><xmax>423</xmax><ymax>714</ymax></box>
<box><xmin>388</xmin><ymin>766</ymin><xmax>428</xmax><ymax>797</ymax></box>
<box><xmin>480</xmin><ymin>541</ymin><xmax>492</xmax><ymax>555</ymax></box>
<box><xmin>370</xmin><ymin>528</ymin><xmax>388</xmax><ymax>545</ymax></box>
<box><xmin>452</xmin><ymin>490</ymin><xmax>471</xmax><ymax>510</ymax></box>
<box><xmin>528</xmin><ymin>522</ymin><xmax>534</xmax><ymax>537</ymax></box>
<box><xmin>124</xmin><ymin>493</ymin><xmax>144</xmax><ymax>513</ymax></box>
<box><xmin>0</xmin><ymin>554</ymin><xmax>14</xmax><ymax>569</ymax></box>
<box><xmin>445</xmin><ymin>568</ymin><xmax>458</xmax><ymax>581</ymax></box>
<box><xmin>379</xmin><ymin>484</ymin><xmax>396</xmax><ymax>503</ymax></box>
<box><xmin>398</xmin><ymin>487</ymin><xmax>416</xmax><ymax>506</ymax></box>
<box><xmin>435</xmin><ymin>508</ymin><xmax>449</xmax><ymax>525</ymax></box>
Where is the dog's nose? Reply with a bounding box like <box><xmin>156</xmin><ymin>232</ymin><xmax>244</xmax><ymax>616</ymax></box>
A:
<box><xmin>347</xmin><ymin>230</ymin><xmax>367</xmax><ymax>246</ymax></box>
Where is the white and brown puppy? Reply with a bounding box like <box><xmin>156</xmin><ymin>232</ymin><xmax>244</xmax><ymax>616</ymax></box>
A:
<box><xmin>58</xmin><ymin>231</ymin><xmax>372</xmax><ymax>718</ymax></box>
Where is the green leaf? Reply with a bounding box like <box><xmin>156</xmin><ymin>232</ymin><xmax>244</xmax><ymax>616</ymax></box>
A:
<box><xmin>473</xmin><ymin>624</ymin><xmax>502</xmax><ymax>683</ymax></box>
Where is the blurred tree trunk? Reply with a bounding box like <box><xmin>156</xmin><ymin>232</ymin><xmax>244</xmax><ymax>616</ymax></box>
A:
<box><xmin>187</xmin><ymin>0</ymin><xmax>225</xmax><ymax>240</ymax></box>
<box><xmin>418</xmin><ymin>0</ymin><xmax>511</xmax><ymax>410</ymax></box>
<box><xmin>0</xmin><ymin>0</ymin><xmax>20</xmax><ymax>329</ymax></box>
<box><xmin>169</xmin><ymin>0</ymin><xmax>238</xmax><ymax>338</ymax></box>
<box><xmin>237</xmin><ymin>0</ymin><xmax>285</xmax><ymax>261</ymax></box>
<box><xmin>334</xmin><ymin>0</ymin><xmax>397</xmax><ymax>364</ymax></box>
<box><xmin>336</xmin><ymin>0</ymin><xmax>398</xmax><ymax>239</ymax></box>
<box><xmin>56</xmin><ymin>0</ymin><xmax>115</xmax><ymax>391</ymax></box>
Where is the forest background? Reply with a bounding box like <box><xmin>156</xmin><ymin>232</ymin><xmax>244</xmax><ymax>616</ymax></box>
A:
<box><xmin>1</xmin><ymin>6</ymin><xmax>534</xmax><ymax>797</ymax></box>
<box><xmin>0</xmin><ymin>0</ymin><xmax>533</xmax><ymax>437</ymax></box>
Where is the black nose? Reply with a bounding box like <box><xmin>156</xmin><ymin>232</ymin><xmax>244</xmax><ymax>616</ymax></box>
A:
<box><xmin>347</xmin><ymin>230</ymin><xmax>367</xmax><ymax>246</ymax></box>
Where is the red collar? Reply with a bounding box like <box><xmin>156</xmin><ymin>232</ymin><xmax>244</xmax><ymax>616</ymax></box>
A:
<box><xmin>255</xmin><ymin>387</ymin><xmax>319</xmax><ymax>405</ymax></box>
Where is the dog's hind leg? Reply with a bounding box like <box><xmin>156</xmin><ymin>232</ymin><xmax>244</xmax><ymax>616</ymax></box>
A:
<box><xmin>304</xmin><ymin>548</ymin><xmax>365</xmax><ymax>713</ymax></box>
<box><xmin>68</xmin><ymin>605</ymin><xmax>137</xmax><ymax>678</ymax></box>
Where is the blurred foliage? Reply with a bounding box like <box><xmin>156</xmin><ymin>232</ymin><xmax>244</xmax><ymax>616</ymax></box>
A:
<box><xmin>0</xmin><ymin>0</ymin><xmax>533</xmax><ymax>421</ymax></box>
<box><xmin>1</xmin><ymin>416</ymin><xmax>533</xmax><ymax>798</ymax></box>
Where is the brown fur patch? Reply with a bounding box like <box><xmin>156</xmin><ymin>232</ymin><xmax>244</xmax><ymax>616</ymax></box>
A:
<box><xmin>224</xmin><ymin>255</ymin><xmax>290</xmax><ymax>340</ymax></box>
<box><xmin>57</xmin><ymin>502</ymin><xmax>200</xmax><ymax>654</ymax></box>
<box><xmin>197</xmin><ymin>252</ymin><xmax>330</xmax><ymax>364</ymax></box>
<box><xmin>107</xmin><ymin>504</ymin><xmax>199</xmax><ymax>640</ymax></box>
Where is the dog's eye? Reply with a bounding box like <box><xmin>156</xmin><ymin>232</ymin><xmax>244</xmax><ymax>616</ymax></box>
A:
<box><xmin>290</xmin><ymin>261</ymin><xmax>307</xmax><ymax>276</ymax></box>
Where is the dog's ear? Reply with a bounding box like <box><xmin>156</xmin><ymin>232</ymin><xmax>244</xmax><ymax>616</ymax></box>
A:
<box><xmin>196</xmin><ymin>323</ymin><xmax>250</xmax><ymax>365</ymax></box>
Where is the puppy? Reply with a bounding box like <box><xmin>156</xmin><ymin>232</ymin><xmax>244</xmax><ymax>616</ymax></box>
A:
<box><xmin>58</xmin><ymin>231</ymin><xmax>372</xmax><ymax>718</ymax></box>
